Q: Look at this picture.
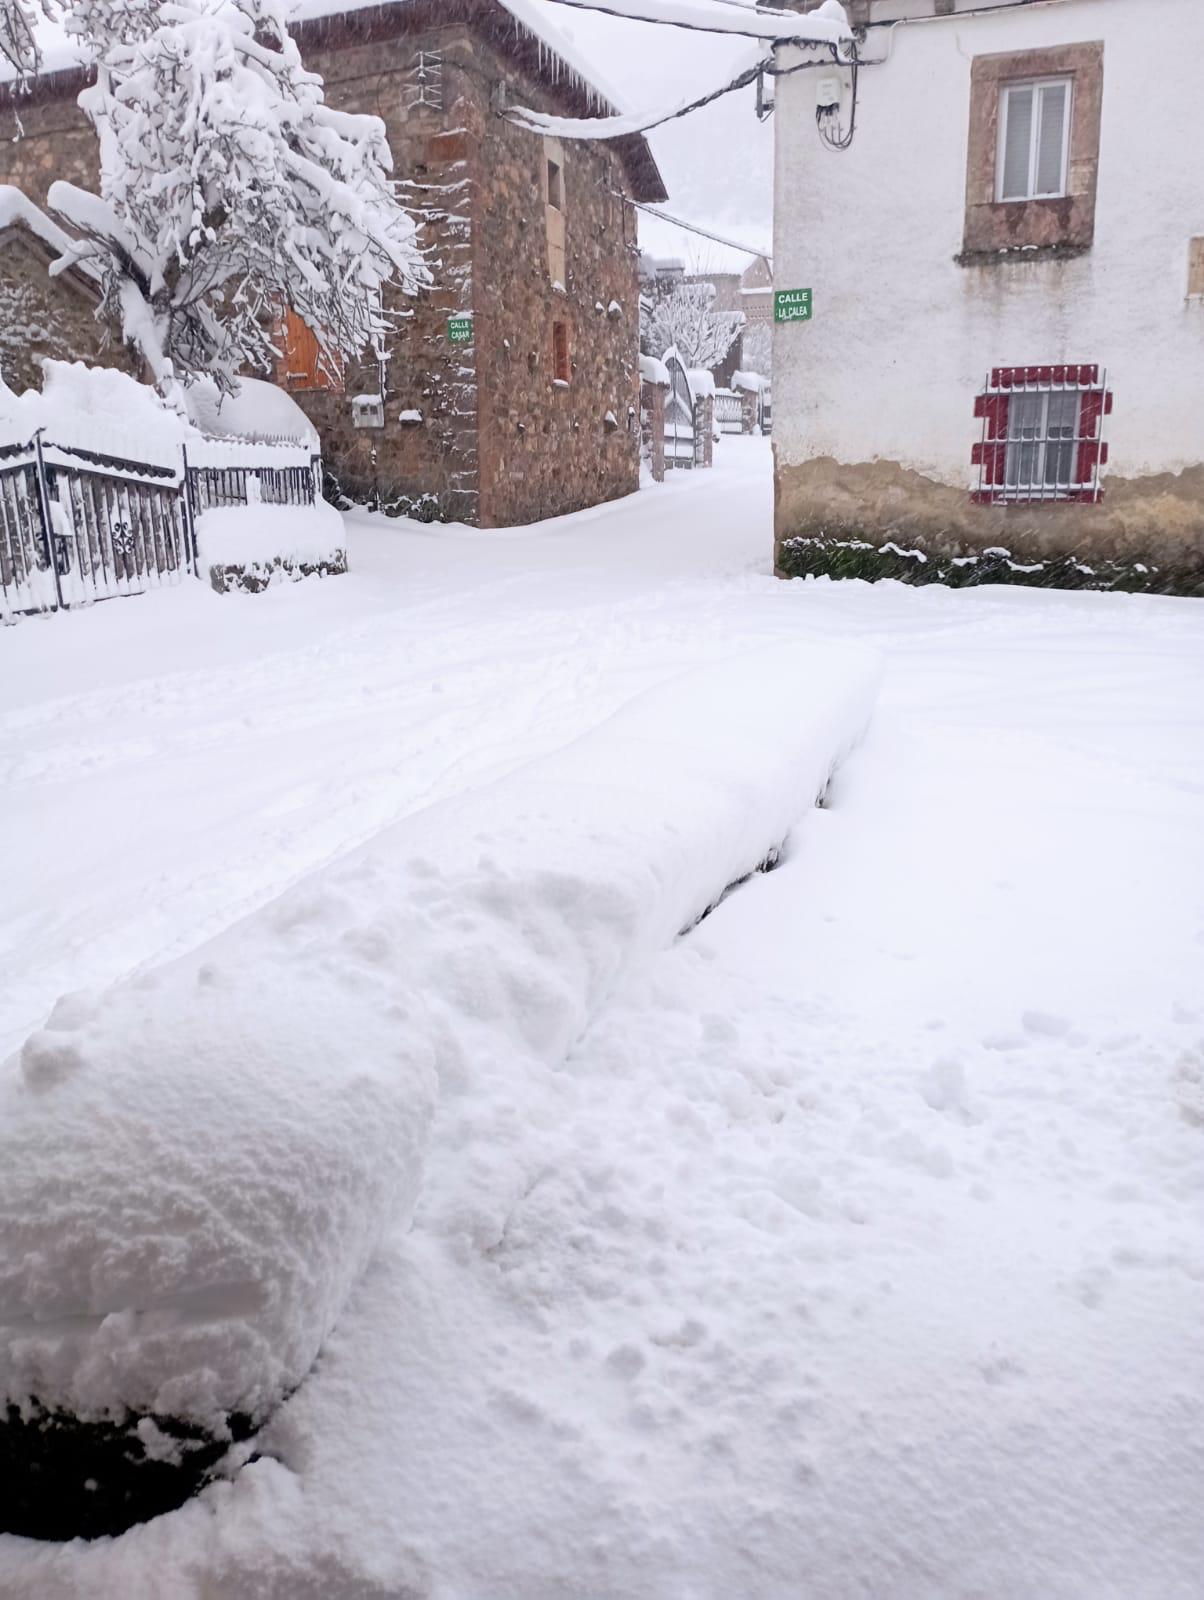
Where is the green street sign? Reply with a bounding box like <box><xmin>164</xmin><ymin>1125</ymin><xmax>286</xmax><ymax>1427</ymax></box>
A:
<box><xmin>447</xmin><ymin>315</ymin><xmax>474</xmax><ymax>344</ymax></box>
<box><xmin>775</xmin><ymin>288</ymin><xmax>813</xmax><ymax>324</ymax></box>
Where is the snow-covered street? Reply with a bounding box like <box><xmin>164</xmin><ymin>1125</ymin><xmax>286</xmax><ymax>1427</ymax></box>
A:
<box><xmin>2</xmin><ymin>438</ymin><xmax>1203</xmax><ymax>1597</ymax></box>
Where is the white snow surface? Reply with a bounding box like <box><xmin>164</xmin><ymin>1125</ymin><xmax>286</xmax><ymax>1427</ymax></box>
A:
<box><xmin>0</xmin><ymin>438</ymin><xmax>1202</xmax><ymax>1596</ymax></box>
<box><xmin>0</xmin><ymin>635</ymin><xmax>874</xmax><ymax>1428</ymax></box>
<box><xmin>639</xmin><ymin>353</ymin><xmax>670</xmax><ymax>386</ymax></box>
<box><xmin>196</xmin><ymin>503</ymin><xmax>347</xmax><ymax>570</ymax></box>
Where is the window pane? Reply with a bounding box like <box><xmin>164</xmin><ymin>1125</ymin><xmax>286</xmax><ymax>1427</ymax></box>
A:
<box><xmin>1036</xmin><ymin>82</ymin><xmax>1068</xmax><ymax>195</ymax></box>
<box><xmin>1047</xmin><ymin>391</ymin><xmax>1078</xmax><ymax>436</ymax></box>
<box><xmin>1001</xmin><ymin>86</ymin><xmax>1034</xmax><ymax>199</ymax></box>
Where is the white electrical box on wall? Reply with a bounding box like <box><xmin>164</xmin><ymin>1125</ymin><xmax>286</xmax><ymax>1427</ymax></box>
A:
<box><xmin>352</xmin><ymin>394</ymin><xmax>385</xmax><ymax>430</ymax></box>
<box><xmin>816</xmin><ymin>76</ymin><xmax>842</xmax><ymax>110</ymax></box>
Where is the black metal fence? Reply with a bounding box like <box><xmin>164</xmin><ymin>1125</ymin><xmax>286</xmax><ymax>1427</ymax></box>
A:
<box><xmin>0</xmin><ymin>433</ymin><xmax>320</xmax><ymax>620</ymax></box>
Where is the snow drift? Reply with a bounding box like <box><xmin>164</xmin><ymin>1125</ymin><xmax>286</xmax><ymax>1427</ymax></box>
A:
<box><xmin>0</xmin><ymin>639</ymin><xmax>877</xmax><ymax>1533</ymax></box>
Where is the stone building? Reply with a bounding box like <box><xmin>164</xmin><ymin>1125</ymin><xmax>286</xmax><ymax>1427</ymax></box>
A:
<box><xmin>0</xmin><ymin>0</ymin><xmax>667</xmax><ymax>528</ymax></box>
<box><xmin>772</xmin><ymin>0</ymin><xmax>1204</xmax><ymax>593</ymax></box>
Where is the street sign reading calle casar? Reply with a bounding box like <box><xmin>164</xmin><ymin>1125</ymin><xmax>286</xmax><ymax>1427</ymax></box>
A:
<box><xmin>774</xmin><ymin>288</ymin><xmax>813</xmax><ymax>324</ymax></box>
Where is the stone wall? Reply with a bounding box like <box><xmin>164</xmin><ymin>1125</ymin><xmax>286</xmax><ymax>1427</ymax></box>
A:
<box><xmin>640</xmin><ymin>377</ymin><xmax>666</xmax><ymax>482</ymax></box>
<box><xmin>0</xmin><ymin>75</ymin><xmax>99</xmax><ymax>206</ymax></box>
<box><xmin>287</xmin><ymin>23</ymin><xmax>483</xmax><ymax>522</ymax></box>
<box><xmin>0</xmin><ymin>232</ymin><xmax>133</xmax><ymax>393</ymax></box>
<box><xmin>473</xmin><ymin>44</ymin><xmax>641</xmax><ymax>527</ymax></box>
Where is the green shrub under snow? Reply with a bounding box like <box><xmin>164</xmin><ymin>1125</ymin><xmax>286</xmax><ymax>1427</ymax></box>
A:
<box><xmin>778</xmin><ymin>536</ymin><xmax>1204</xmax><ymax>598</ymax></box>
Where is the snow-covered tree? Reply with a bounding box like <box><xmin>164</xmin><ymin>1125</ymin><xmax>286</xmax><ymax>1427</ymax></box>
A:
<box><xmin>642</xmin><ymin>280</ymin><xmax>744</xmax><ymax>373</ymax></box>
<box><xmin>0</xmin><ymin>0</ymin><xmax>46</xmax><ymax>83</ymax></box>
<box><xmin>742</xmin><ymin>322</ymin><xmax>772</xmax><ymax>379</ymax></box>
<box><xmin>42</xmin><ymin>0</ymin><xmax>426</xmax><ymax>400</ymax></box>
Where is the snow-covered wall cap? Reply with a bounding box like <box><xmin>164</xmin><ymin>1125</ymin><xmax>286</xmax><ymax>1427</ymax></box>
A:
<box><xmin>184</xmin><ymin>377</ymin><xmax>320</xmax><ymax>449</ymax></box>
<box><xmin>687</xmin><ymin>369</ymin><xmax>717</xmax><ymax>400</ymax></box>
<box><xmin>639</xmin><ymin>355</ymin><xmax>670</xmax><ymax>388</ymax></box>
<box><xmin>0</xmin><ymin>185</ymin><xmax>83</xmax><ymax>267</ymax></box>
<box><xmin>732</xmin><ymin>370</ymin><xmax>765</xmax><ymax>394</ymax></box>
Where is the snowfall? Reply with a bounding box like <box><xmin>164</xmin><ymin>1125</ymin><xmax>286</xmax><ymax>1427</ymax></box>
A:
<box><xmin>1</xmin><ymin>437</ymin><xmax>1202</xmax><ymax>1598</ymax></box>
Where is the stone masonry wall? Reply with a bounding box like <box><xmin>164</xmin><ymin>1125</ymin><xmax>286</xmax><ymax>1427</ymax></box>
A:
<box><xmin>472</xmin><ymin>45</ymin><xmax>640</xmax><ymax>528</ymax></box>
<box><xmin>0</xmin><ymin>233</ymin><xmax>134</xmax><ymax>393</ymax></box>
<box><xmin>286</xmin><ymin>24</ymin><xmax>481</xmax><ymax>522</ymax></box>
<box><xmin>0</xmin><ymin>78</ymin><xmax>100</xmax><ymax>206</ymax></box>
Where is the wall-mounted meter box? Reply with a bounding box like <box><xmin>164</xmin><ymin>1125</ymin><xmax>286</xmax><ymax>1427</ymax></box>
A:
<box><xmin>816</xmin><ymin>76</ymin><xmax>843</xmax><ymax>111</ymax></box>
<box><xmin>352</xmin><ymin>394</ymin><xmax>385</xmax><ymax>430</ymax></box>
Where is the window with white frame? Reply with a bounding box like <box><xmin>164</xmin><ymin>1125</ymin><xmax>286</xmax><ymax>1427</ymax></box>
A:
<box><xmin>1005</xmin><ymin>388</ymin><xmax>1079</xmax><ymax>492</ymax></box>
<box><xmin>997</xmin><ymin>77</ymin><xmax>1072</xmax><ymax>202</ymax></box>
<box><xmin>972</xmin><ymin>366</ymin><xmax>1111</xmax><ymax>505</ymax></box>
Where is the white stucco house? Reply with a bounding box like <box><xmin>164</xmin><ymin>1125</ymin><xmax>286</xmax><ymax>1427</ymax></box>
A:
<box><xmin>772</xmin><ymin>0</ymin><xmax>1204</xmax><ymax>592</ymax></box>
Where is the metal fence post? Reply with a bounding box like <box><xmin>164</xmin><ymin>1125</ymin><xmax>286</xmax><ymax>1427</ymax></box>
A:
<box><xmin>31</xmin><ymin>430</ymin><xmax>65</xmax><ymax>612</ymax></box>
<box><xmin>180</xmin><ymin>442</ymin><xmax>200</xmax><ymax>579</ymax></box>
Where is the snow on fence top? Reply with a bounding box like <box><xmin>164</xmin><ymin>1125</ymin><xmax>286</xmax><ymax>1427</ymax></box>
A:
<box><xmin>732</xmin><ymin>370</ymin><xmax>766</xmax><ymax>394</ymax></box>
<box><xmin>0</xmin><ymin>362</ymin><xmax>315</xmax><ymax>472</ymax></box>
<box><xmin>0</xmin><ymin>640</ymin><xmax>878</xmax><ymax>1451</ymax></box>
<box><xmin>687</xmin><ymin>368</ymin><xmax>717</xmax><ymax>400</ymax></box>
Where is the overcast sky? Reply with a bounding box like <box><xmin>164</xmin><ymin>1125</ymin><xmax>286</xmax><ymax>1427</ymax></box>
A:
<box><xmin>528</xmin><ymin>0</ymin><xmax>775</xmax><ymax>271</ymax></box>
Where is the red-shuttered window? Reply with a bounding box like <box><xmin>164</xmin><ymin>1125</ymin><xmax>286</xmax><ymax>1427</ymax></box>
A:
<box><xmin>972</xmin><ymin>365</ymin><xmax>1112</xmax><ymax>504</ymax></box>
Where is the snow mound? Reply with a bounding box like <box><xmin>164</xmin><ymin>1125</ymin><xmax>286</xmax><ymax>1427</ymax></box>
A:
<box><xmin>687</xmin><ymin>368</ymin><xmax>717</xmax><ymax>400</ymax></box>
<box><xmin>183</xmin><ymin>377</ymin><xmax>318</xmax><ymax>448</ymax></box>
<box><xmin>196</xmin><ymin>503</ymin><xmax>347</xmax><ymax>571</ymax></box>
<box><xmin>0</xmin><ymin>640</ymin><xmax>878</xmax><ymax>1439</ymax></box>
<box><xmin>639</xmin><ymin>354</ymin><xmax>670</xmax><ymax>387</ymax></box>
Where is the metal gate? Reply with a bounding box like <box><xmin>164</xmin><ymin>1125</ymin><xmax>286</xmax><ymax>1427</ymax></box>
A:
<box><xmin>664</xmin><ymin>354</ymin><xmax>696</xmax><ymax>470</ymax></box>
<box><xmin>1</xmin><ymin>432</ymin><xmax>320</xmax><ymax>621</ymax></box>
<box><xmin>715</xmin><ymin>390</ymin><xmax>743</xmax><ymax>435</ymax></box>
<box><xmin>0</xmin><ymin>437</ymin><xmax>194</xmax><ymax>618</ymax></box>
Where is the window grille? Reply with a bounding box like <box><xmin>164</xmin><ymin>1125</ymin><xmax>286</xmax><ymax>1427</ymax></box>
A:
<box><xmin>972</xmin><ymin>365</ymin><xmax>1111</xmax><ymax>505</ymax></box>
<box><xmin>998</xmin><ymin>77</ymin><xmax>1072</xmax><ymax>201</ymax></box>
<box><xmin>404</xmin><ymin>50</ymin><xmax>444</xmax><ymax>111</ymax></box>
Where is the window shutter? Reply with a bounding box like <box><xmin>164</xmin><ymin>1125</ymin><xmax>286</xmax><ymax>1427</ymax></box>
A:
<box><xmin>1076</xmin><ymin>389</ymin><xmax>1104</xmax><ymax>488</ymax></box>
<box><xmin>1035</xmin><ymin>81</ymin><xmax>1068</xmax><ymax>195</ymax></box>
<box><xmin>1001</xmin><ymin>86</ymin><xmax>1034</xmax><ymax>200</ymax></box>
<box><xmin>974</xmin><ymin>391</ymin><xmax>1010</xmax><ymax>487</ymax></box>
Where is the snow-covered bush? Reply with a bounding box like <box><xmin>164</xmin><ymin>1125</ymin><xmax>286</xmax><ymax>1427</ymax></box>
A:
<box><xmin>44</xmin><ymin>0</ymin><xmax>426</xmax><ymax>399</ymax></box>
<box><xmin>642</xmin><ymin>280</ymin><xmax>744</xmax><ymax>373</ymax></box>
<box><xmin>0</xmin><ymin>639</ymin><xmax>878</xmax><ymax>1538</ymax></box>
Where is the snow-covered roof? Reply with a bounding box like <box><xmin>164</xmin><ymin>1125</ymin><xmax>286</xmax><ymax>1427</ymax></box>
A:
<box><xmin>289</xmin><ymin>0</ymin><xmax>668</xmax><ymax>202</ymax></box>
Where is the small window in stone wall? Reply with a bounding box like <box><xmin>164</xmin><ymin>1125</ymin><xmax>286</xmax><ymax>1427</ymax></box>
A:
<box><xmin>552</xmin><ymin>322</ymin><xmax>571</xmax><ymax>385</ymax></box>
<box><xmin>543</xmin><ymin>136</ymin><xmax>567</xmax><ymax>286</ymax></box>
<box><xmin>547</xmin><ymin>159</ymin><xmax>564</xmax><ymax>212</ymax></box>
